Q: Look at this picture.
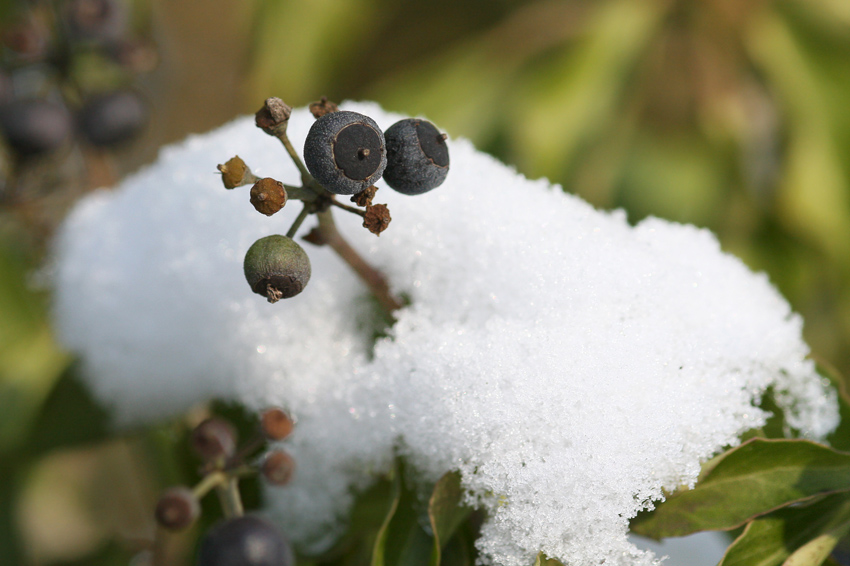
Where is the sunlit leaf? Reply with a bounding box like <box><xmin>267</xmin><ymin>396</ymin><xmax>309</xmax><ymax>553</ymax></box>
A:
<box><xmin>428</xmin><ymin>470</ymin><xmax>472</xmax><ymax>566</ymax></box>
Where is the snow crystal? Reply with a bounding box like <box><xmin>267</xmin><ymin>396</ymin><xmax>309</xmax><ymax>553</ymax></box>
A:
<box><xmin>51</xmin><ymin>102</ymin><xmax>838</xmax><ymax>566</ymax></box>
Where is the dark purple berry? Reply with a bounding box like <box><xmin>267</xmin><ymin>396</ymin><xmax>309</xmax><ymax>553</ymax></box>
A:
<box><xmin>304</xmin><ymin>110</ymin><xmax>386</xmax><ymax>195</ymax></box>
<box><xmin>78</xmin><ymin>90</ymin><xmax>147</xmax><ymax>147</ymax></box>
<box><xmin>63</xmin><ymin>0</ymin><xmax>128</xmax><ymax>42</ymax></box>
<box><xmin>198</xmin><ymin>515</ymin><xmax>294</xmax><ymax>566</ymax></box>
<box><xmin>383</xmin><ymin>118</ymin><xmax>449</xmax><ymax>195</ymax></box>
<box><xmin>191</xmin><ymin>417</ymin><xmax>237</xmax><ymax>461</ymax></box>
<box><xmin>244</xmin><ymin>235</ymin><xmax>311</xmax><ymax>303</ymax></box>
<box><xmin>0</xmin><ymin>99</ymin><xmax>72</xmax><ymax>156</ymax></box>
<box><xmin>155</xmin><ymin>486</ymin><xmax>200</xmax><ymax>531</ymax></box>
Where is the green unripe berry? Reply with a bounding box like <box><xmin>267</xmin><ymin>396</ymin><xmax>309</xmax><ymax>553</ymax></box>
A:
<box><xmin>243</xmin><ymin>235</ymin><xmax>311</xmax><ymax>303</ymax></box>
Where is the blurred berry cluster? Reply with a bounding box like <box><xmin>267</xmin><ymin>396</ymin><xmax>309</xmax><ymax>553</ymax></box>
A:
<box><xmin>0</xmin><ymin>0</ymin><xmax>154</xmax><ymax>191</ymax></box>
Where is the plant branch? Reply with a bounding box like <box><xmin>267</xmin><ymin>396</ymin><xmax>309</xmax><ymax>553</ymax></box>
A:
<box><xmin>287</xmin><ymin>204</ymin><xmax>312</xmax><ymax>238</ymax></box>
<box><xmin>329</xmin><ymin>198</ymin><xmax>366</xmax><ymax>217</ymax></box>
<box><xmin>315</xmin><ymin>210</ymin><xmax>403</xmax><ymax>314</ymax></box>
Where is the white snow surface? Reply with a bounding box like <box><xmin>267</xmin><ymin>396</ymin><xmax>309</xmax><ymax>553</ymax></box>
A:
<box><xmin>51</xmin><ymin>101</ymin><xmax>839</xmax><ymax>566</ymax></box>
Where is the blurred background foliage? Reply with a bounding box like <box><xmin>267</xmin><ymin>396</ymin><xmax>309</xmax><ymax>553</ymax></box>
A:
<box><xmin>1</xmin><ymin>0</ymin><xmax>850</xmax><ymax>564</ymax></box>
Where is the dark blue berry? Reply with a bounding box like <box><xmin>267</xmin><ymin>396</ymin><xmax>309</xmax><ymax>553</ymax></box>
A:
<box><xmin>303</xmin><ymin>110</ymin><xmax>386</xmax><ymax>195</ymax></box>
<box><xmin>383</xmin><ymin>118</ymin><xmax>449</xmax><ymax>195</ymax></box>
<box><xmin>198</xmin><ymin>515</ymin><xmax>294</xmax><ymax>566</ymax></box>
<box><xmin>0</xmin><ymin>99</ymin><xmax>72</xmax><ymax>156</ymax></box>
<box><xmin>78</xmin><ymin>90</ymin><xmax>147</xmax><ymax>147</ymax></box>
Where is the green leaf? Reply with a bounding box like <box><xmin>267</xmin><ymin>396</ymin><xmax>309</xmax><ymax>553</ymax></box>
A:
<box><xmin>534</xmin><ymin>552</ymin><xmax>565</xmax><ymax>566</ymax></box>
<box><xmin>25</xmin><ymin>364</ymin><xmax>111</xmax><ymax>456</ymax></box>
<box><xmin>428</xmin><ymin>471</ymin><xmax>472</xmax><ymax>566</ymax></box>
<box><xmin>719</xmin><ymin>492</ymin><xmax>850</xmax><ymax>566</ymax></box>
<box><xmin>372</xmin><ymin>462</ymin><xmax>434</xmax><ymax>566</ymax></box>
<box><xmin>631</xmin><ymin>438</ymin><xmax>850</xmax><ymax>539</ymax></box>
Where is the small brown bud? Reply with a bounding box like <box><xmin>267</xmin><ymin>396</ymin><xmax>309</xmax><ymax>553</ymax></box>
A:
<box><xmin>309</xmin><ymin>96</ymin><xmax>339</xmax><ymax>119</ymax></box>
<box><xmin>302</xmin><ymin>227</ymin><xmax>327</xmax><ymax>247</ymax></box>
<box><xmin>261</xmin><ymin>408</ymin><xmax>294</xmax><ymax>441</ymax></box>
<box><xmin>155</xmin><ymin>486</ymin><xmax>200</xmax><ymax>531</ymax></box>
<box><xmin>250</xmin><ymin>178</ymin><xmax>287</xmax><ymax>216</ymax></box>
<box><xmin>255</xmin><ymin>97</ymin><xmax>292</xmax><ymax>133</ymax></box>
<box><xmin>191</xmin><ymin>417</ymin><xmax>237</xmax><ymax>461</ymax></box>
<box><xmin>363</xmin><ymin>204</ymin><xmax>391</xmax><ymax>236</ymax></box>
<box><xmin>261</xmin><ymin>450</ymin><xmax>295</xmax><ymax>486</ymax></box>
<box><xmin>217</xmin><ymin>156</ymin><xmax>256</xmax><ymax>189</ymax></box>
<box><xmin>350</xmin><ymin>185</ymin><xmax>377</xmax><ymax>207</ymax></box>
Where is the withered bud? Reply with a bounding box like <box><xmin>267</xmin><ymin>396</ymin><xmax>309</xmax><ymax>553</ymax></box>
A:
<box><xmin>217</xmin><ymin>156</ymin><xmax>256</xmax><ymax>189</ymax></box>
<box><xmin>191</xmin><ymin>417</ymin><xmax>237</xmax><ymax>461</ymax></box>
<box><xmin>350</xmin><ymin>185</ymin><xmax>378</xmax><ymax>208</ymax></box>
<box><xmin>255</xmin><ymin>97</ymin><xmax>292</xmax><ymax>133</ymax></box>
<box><xmin>363</xmin><ymin>204</ymin><xmax>391</xmax><ymax>236</ymax></box>
<box><xmin>155</xmin><ymin>486</ymin><xmax>200</xmax><ymax>531</ymax></box>
<box><xmin>261</xmin><ymin>450</ymin><xmax>296</xmax><ymax>486</ymax></box>
<box><xmin>261</xmin><ymin>408</ymin><xmax>294</xmax><ymax>441</ymax></box>
<box><xmin>250</xmin><ymin>178</ymin><xmax>287</xmax><ymax>216</ymax></box>
<box><xmin>302</xmin><ymin>227</ymin><xmax>327</xmax><ymax>247</ymax></box>
<box><xmin>309</xmin><ymin>96</ymin><xmax>339</xmax><ymax>119</ymax></box>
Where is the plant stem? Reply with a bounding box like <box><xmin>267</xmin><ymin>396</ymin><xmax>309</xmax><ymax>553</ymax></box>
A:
<box><xmin>316</xmin><ymin>210</ymin><xmax>403</xmax><ymax>314</ymax></box>
<box><xmin>193</xmin><ymin>470</ymin><xmax>226</xmax><ymax>499</ymax></box>
<box><xmin>286</xmin><ymin>203</ymin><xmax>312</xmax><ymax>238</ymax></box>
<box><xmin>330</xmin><ymin>198</ymin><xmax>366</xmax><ymax>217</ymax></box>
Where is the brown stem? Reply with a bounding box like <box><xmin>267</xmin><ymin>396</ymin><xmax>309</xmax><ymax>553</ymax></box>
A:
<box><xmin>329</xmin><ymin>198</ymin><xmax>366</xmax><ymax>217</ymax></box>
<box><xmin>316</xmin><ymin>210</ymin><xmax>403</xmax><ymax>314</ymax></box>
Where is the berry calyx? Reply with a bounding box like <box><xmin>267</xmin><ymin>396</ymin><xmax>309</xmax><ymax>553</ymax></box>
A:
<box><xmin>303</xmin><ymin>110</ymin><xmax>386</xmax><ymax>195</ymax></box>
<box><xmin>383</xmin><ymin>118</ymin><xmax>449</xmax><ymax>195</ymax></box>
<box><xmin>155</xmin><ymin>486</ymin><xmax>200</xmax><ymax>531</ymax></box>
<box><xmin>250</xmin><ymin>178</ymin><xmax>287</xmax><ymax>216</ymax></box>
<box><xmin>197</xmin><ymin>515</ymin><xmax>294</xmax><ymax>566</ymax></box>
<box><xmin>260</xmin><ymin>408</ymin><xmax>294</xmax><ymax>441</ymax></box>
<box><xmin>191</xmin><ymin>417</ymin><xmax>238</xmax><ymax>462</ymax></box>
<box><xmin>243</xmin><ymin>235</ymin><xmax>311</xmax><ymax>303</ymax></box>
<box><xmin>261</xmin><ymin>450</ymin><xmax>295</xmax><ymax>486</ymax></box>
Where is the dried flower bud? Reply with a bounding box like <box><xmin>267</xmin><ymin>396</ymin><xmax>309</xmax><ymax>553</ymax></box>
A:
<box><xmin>363</xmin><ymin>204</ymin><xmax>391</xmax><ymax>236</ymax></box>
<box><xmin>309</xmin><ymin>96</ymin><xmax>339</xmax><ymax>119</ymax></box>
<box><xmin>350</xmin><ymin>185</ymin><xmax>377</xmax><ymax>208</ymax></box>
<box><xmin>255</xmin><ymin>97</ymin><xmax>292</xmax><ymax>133</ymax></box>
<box><xmin>261</xmin><ymin>450</ymin><xmax>295</xmax><ymax>486</ymax></box>
<box><xmin>217</xmin><ymin>156</ymin><xmax>256</xmax><ymax>189</ymax></box>
<box><xmin>250</xmin><ymin>178</ymin><xmax>287</xmax><ymax>216</ymax></box>
<box><xmin>261</xmin><ymin>408</ymin><xmax>294</xmax><ymax>441</ymax></box>
<box><xmin>301</xmin><ymin>227</ymin><xmax>327</xmax><ymax>247</ymax></box>
<box><xmin>155</xmin><ymin>486</ymin><xmax>200</xmax><ymax>531</ymax></box>
<box><xmin>191</xmin><ymin>417</ymin><xmax>237</xmax><ymax>461</ymax></box>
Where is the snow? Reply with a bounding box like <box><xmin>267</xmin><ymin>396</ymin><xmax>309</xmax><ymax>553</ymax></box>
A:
<box><xmin>51</xmin><ymin>101</ymin><xmax>838</xmax><ymax>566</ymax></box>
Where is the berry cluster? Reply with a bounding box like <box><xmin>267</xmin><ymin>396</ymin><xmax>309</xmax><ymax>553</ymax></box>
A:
<box><xmin>154</xmin><ymin>408</ymin><xmax>297</xmax><ymax>564</ymax></box>
<box><xmin>219</xmin><ymin>97</ymin><xmax>450</xmax><ymax>310</ymax></box>
<box><xmin>0</xmin><ymin>0</ymin><xmax>153</xmax><ymax>162</ymax></box>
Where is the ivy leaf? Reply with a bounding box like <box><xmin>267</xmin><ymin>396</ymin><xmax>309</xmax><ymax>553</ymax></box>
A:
<box><xmin>631</xmin><ymin>438</ymin><xmax>850</xmax><ymax>539</ymax></box>
<box><xmin>533</xmin><ymin>552</ymin><xmax>565</xmax><ymax>566</ymax></box>
<box><xmin>428</xmin><ymin>471</ymin><xmax>472</xmax><ymax>566</ymax></box>
<box><xmin>718</xmin><ymin>492</ymin><xmax>850</xmax><ymax>566</ymax></box>
<box><xmin>372</xmin><ymin>463</ymin><xmax>433</xmax><ymax>566</ymax></box>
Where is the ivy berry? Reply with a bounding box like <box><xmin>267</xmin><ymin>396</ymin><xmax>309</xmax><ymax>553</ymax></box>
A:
<box><xmin>198</xmin><ymin>515</ymin><xmax>294</xmax><ymax>566</ymax></box>
<box><xmin>304</xmin><ymin>111</ymin><xmax>386</xmax><ymax>195</ymax></box>
<box><xmin>383</xmin><ymin>118</ymin><xmax>449</xmax><ymax>195</ymax></box>
<box><xmin>244</xmin><ymin>235</ymin><xmax>311</xmax><ymax>303</ymax></box>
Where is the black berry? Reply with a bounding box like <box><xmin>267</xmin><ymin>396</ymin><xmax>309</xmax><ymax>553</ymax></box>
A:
<box><xmin>198</xmin><ymin>515</ymin><xmax>294</xmax><ymax>566</ymax></box>
<box><xmin>383</xmin><ymin>118</ymin><xmax>449</xmax><ymax>195</ymax></box>
<box><xmin>244</xmin><ymin>235</ymin><xmax>311</xmax><ymax>303</ymax></box>
<box><xmin>78</xmin><ymin>90</ymin><xmax>147</xmax><ymax>147</ymax></box>
<box><xmin>63</xmin><ymin>0</ymin><xmax>127</xmax><ymax>42</ymax></box>
<box><xmin>0</xmin><ymin>99</ymin><xmax>72</xmax><ymax>156</ymax></box>
<box><xmin>304</xmin><ymin>110</ymin><xmax>386</xmax><ymax>195</ymax></box>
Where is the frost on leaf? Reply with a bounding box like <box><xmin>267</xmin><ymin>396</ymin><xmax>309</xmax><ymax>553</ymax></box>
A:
<box><xmin>51</xmin><ymin>102</ymin><xmax>838</xmax><ymax>566</ymax></box>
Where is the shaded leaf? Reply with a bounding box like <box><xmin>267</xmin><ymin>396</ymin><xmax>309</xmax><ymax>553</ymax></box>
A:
<box><xmin>428</xmin><ymin>471</ymin><xmax>472</xmax><ymax>566</ymax></box>
<box><xmin>632</xmin><ymin>438</ymin><xmax>850</xmax><ymax>539</ymax></box>
<box><xmin>534</xmin><ymin>552</ymin><xmax>565</xmax><ymax>566</ymax></box>
<box><xmin>719</xmin><ymin>492</ymin><xmax>850</xmax><ymax>566</ymax></box>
